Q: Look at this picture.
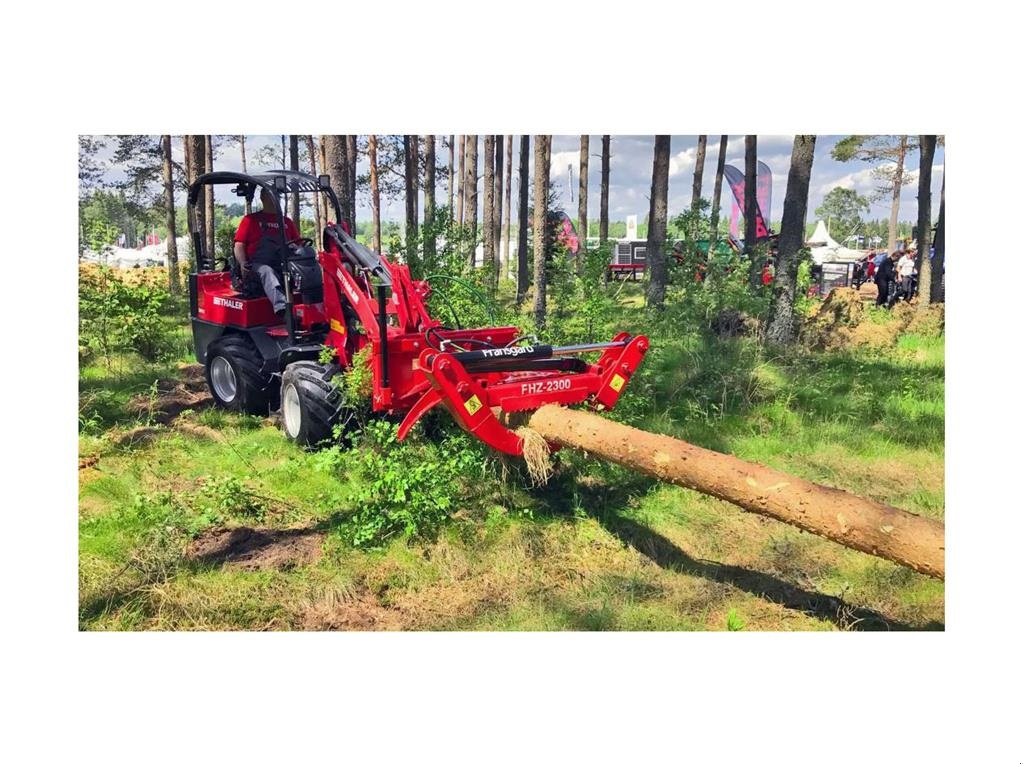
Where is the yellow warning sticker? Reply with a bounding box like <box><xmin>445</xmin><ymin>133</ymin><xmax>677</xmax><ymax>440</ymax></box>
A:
<box><xmin>609</xmin><ymin>374</ymin><xmax>625</xmax><ymax>392</ymax></box>
<box><xmin>330</xmin><ymin>319</ymin><xmax>346</xmax><ymax>335</ymax></box>
<box><xmin>464</xmin><ymin>395</ymin><xmax>483</xmax><ymax>415</ymax></box>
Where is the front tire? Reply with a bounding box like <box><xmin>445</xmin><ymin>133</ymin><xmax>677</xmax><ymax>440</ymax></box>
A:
<box><xmin>205</xmin><ymin>334</ymin><xmax>275</xmax><ymax>415</ymax></box>
<box><xmin>280</xmin><ymin>361</ymin><xmax>347</xmax><ymax>448</ymax></box>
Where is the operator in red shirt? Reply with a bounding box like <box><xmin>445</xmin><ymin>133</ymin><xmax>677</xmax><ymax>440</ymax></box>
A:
<box><xmin>233</xmin><ymin>186</ymin><xmax>301</xmax><ymax>318</ymax></box>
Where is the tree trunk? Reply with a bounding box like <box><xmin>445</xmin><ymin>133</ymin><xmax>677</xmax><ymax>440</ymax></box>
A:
<box><xmin>646</xmin><ymin>135</ymin><xmax>671</xmax><ymax>309</ymax></box>
<box><xmin>204</xmin><ymin>135</ymin><xmax>215</xmax><ymax>262</ymax></box>
<box><xmin>240</xmin><ymin>136</ymin><xmax>251</xmax><ymax>215</ymax></box>
<box><xmin>533</xmin><ymin>135</ymin><xmax>551</xmax><ymax>328</ymax></box>
<box><xmin>691</xmin><ymin>134</ymin><xmax>707</xmax><ymax>212</ymax></box>
<box><xmin>323</xmin><ymin>136</ymin><xmax>348</xmax><ymax>227</ymax></box>
<box><xmin>502</xmin><ymin>135</ymin><xmax>513</xmax><ymax>281</ymax></box>
<box><xmin>424</xmin><ymin>135</ymin><xmax>436</xmax><ymax>261</ymax></box>
<box><xmin>347</xmin><ymin>135</ymin><xmax>357</xmax><ymax>229</ymax></box>
<box><xmin>185</xmin><ymin>136</ymin><xmax>205</xmax><ymax>266</ymax></box>
<box><xmin>448</xmin><ymin>135</ymin><xmax>455</xmax><ymax>222</ymax></box>
<box><xmin>577</xmin><ymin>135</ymin><xmax>589</xmax><ymax>275</ymax></box>
<box><xmin>319</xmin><ymin>139</ymin><xmax>328</xmax><ymax>223</ymax></box>
<box><xmin>888</xmin><ymin>135</ymin><xmax>908</xmax><ymax>254</ymax></box>
<box><xmin>464</xmin><ymin>135</ymin><xmax>478</xmax><ymax>265</ymax></box>
<box><xmin>599</xmin><ymin>135</ymin><xmax>610</xmax><ymax>246</ymax></box>
<box><xmin>765</xmin><ymin>135</ymin><xmax>816</xmax><ymax>345</ymax></box>
<box><xmin>709</xmin><ymin>135</ymin><xmax>728</xmax><ymax>244</ymax></box>
<box><xmin>494</xmin><ymin>135</ymin><xmax>504</xmax><ymax>281</ymax></box>
<box><xmin>306</xmin><ymin>136</ymin><xmax>322</xmax><ymax>251</ymax></box>
<box><xmin>288</xmin><ymin>135</ymin><xmax>300</xmax><ymax>225</ymax></box>
<box><xmin>161</xmin><ymin>135</ymin><xmax>179</xmax><ymax>294</ymax></box>
<box><xmin>744</xmin><ymin>135</ymin><xmax>759</xmax><ymax>289</ymax></box>
<box><xmin>404</xmin><ymin>135</ymin><xmax>419</xmax><ymax>245</ymax></box>
<box><xmin>931</xmin><ymin>174</ymin><xmax>945</xmax><ymax>303</ymax></box>
<box><xmin>368</xmin><ymin>135</ymin><xmax>381</xmax><ymax>252</ymax></box>
<box><xmin>915</xmin><ymin>135</ymin><xmax>936</xmax><ymax>308</ymax></box>
<box><xmin>483</xmin><ymin>135</ymin><xmax>496</xmax><ymax>279</ymax></box>
<box><xmin>525</xmin><ymin>405</ymin><xmax>945</xmax><ymax>579</ymax></box>
<box><xmin>517</xmin><ymin>134</ymin><xmax>530</xmax><ymax>304</ymax></box>
<box><xmin>457</xmin><ymin>135</ymin><xmax>466</xmax><ymax>227</ymax></box>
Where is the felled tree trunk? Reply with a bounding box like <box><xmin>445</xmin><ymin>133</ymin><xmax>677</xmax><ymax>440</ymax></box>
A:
<box><xmin>525</xmin><ymin>406</ymin><xmax>945</xmax><ymax>579</ymax></box>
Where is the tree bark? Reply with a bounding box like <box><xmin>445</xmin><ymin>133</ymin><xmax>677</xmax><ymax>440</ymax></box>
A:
<box><xmin>765</xmin><ymin>135</ymin><xmax>816</xmax><ymax>345</ymax></box>
<box><xmin>599</xmin><ymin>135</ymin><xmax>610</xmax><ymax>246</ymax></box>
<box><xmin>709</xmin><ymin>135</ymin><xmax>728</xmax><ymax>244</ymax></box>
<box><xmin>931</xmin><ymin>173</ymin><xmax>945</xmax><ymax>303</ymax></box>
<box><xmin>577</xmin><ymin>135</ymin><xmax>589</xmax><ymax>274</ymax></box>
<box><xmin>448</xmin><ymin>135</ymin><xmax>455</xmax><ymax>222</ymax></box>
<box><xmin>457</xmin><ymin>135</ymin><xmax>466</xmax><ymax>227</ymax></box>
<box><xmin>185</xmin><ymin>136</ymin><xmax>205</xmax><ymax>266</ymax></box>
<box><xmin>404</xmin><ymin>135</ymin><xmax>419</xmax><ymax>245</ymax></box>
<box><xmin>744</xmin><ymin>135</ymin><xmax>759</xmax><ymax>289</ymax></box>
<box><xmin>502</xmin><ymin>135</ymin><xmax>513</xmax><ymax>281</ymax></box>
<box><xmin>646</xmin><ymin>135</ymin><xmax>671</xmax><ymax>309</ymax></box>
<box><xmin>691</xmin><ymin>134</ymin><xmax>707</xmax><ymax>212</ymax></box>
<box><xmin>494</xmin><ymin>135</ymin><xmax>504</xmax><ymax>281</ymax></box>
<box><xmin>525</xmin><ymin>405</ymin><xmax>945</xmax><ymax>579</ymax></box>
<box><xmin>533</xmin><ymin>135</ymin><xmax>551</xmax><ymax>328</ymax></box>
<box><xmin>888</xmin><ymin>135</ymin><xmax>908</xmax><ymax>255</ymax></box>
<box><xmin>204</xmin><ymin>135</ymin><xmax>215</xmax><ymax>261</ymax></box>
<box><xmin>424</xmin><ymin>135</ymin><xmax>436</xmax><ymax>260</ymax></box>
<box><xmin>288</xmin><ymin>135</ymin><xmax>300</xmax><ymax>225</ymax></box>
<box><xmin>915</xmin><ymin>135</ymin><xmax>936</xmax><ymax>308</ymax></box>
<box><xmin>319</xmin><ymin>139</ymin><xmax>328</xmax><ymax>224</ymax></box>
<box><xmin>323</xmin><ymin>136</ymin><xmax>348</xmax><ymax>227</ymax></box>
<box><xmin>517</xmin><ymin>134</ymin><xmax>530</xmax><ymax>303</ymax></box>
<box><xmin>161</xmin><ymin>135</ymin><xmax>179</xmax><ymax>294</ymax></box>
<box><xmin>368</xmin><ymin>135</ymin><xmax>381</xmax><ymax>252</ymax></box>
<box><xmin>483</xmin><ymin>135</ymin><xmax>496</xmax><ymax>279</ymax></box>
<box><xmin>347</xmin><ymin>135</ymin><xmax>357</xmax><ymax>229</ymax></box>
<box><xmin>464</xmin><ymin>135</ymin><xmax>478</xmax><ymax>265</ymax></box>
<box><xmin>239</xmin><ymin>136</ymin><xmax>251</xmax><ymax>215</ymax></box>
<box><xmin>306</xmin><ymin>136</ymin><xmax>322</xmax><ymax>251</ymax></box>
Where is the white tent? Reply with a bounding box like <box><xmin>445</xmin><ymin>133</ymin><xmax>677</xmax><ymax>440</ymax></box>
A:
<box><xmin>80</xmin><ymin>236</ymin><xmax>188</xmax><ymax>269</ymax></box>
<box><xmin>807</xmin><ymin>220</ymin><xmax>867</xmax><ymax>265</ymax></box>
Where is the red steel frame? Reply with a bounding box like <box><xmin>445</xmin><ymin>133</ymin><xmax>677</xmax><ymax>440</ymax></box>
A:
<box><xmin>199</xmin><ymin>223</ymin><xmax>648</xmax><ymax>457</ymax></box>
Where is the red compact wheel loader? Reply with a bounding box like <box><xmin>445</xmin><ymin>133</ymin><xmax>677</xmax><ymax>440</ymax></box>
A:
<box><xmin>187</xmin><ymin>170</ymin><xmax>648</xmax><ymax>456</ymax></box>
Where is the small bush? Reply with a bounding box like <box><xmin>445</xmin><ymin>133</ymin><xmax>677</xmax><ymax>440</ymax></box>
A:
<box><xmin>343</xmin><ymin>420</ymin><xmax>485</xmax><ymax>548</ymax></box>
<box><xmin>79</xmin><ymin>266</ymin><xmax>174</xmax><ymax>363</ymax></box>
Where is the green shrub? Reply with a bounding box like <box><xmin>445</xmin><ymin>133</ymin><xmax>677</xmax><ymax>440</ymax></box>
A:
<box><xmin>79</xmin><ymin>267</ymin><xmax>174</xmax><ymax>363</ymax></box>
<box><xmin>343</xmin><ymin>420</ymin><xmax>484</xmax><ymax>548</ymax></box>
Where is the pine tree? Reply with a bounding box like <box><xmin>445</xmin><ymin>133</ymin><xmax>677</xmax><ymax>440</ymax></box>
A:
<box><xmin>599</xmin><ymin>135</ymin><xmax>610</xmax><ymax>246</ymax></box>
<box><xmin>765</xmin><ymin>136</ymin><xmax>816</xmax><ymax>344</ymax></box>
<box><xmin>577</xmin><ymin>135</ymin><xmax>589</xmax><ymax>274</ymax></box>
<box><xmin>161</xmin><ymin>135</ymin><xmax>180</xmax><ymax>293</ymax></box>
<box><xmin>424</xmin><ymin>135</ymin><xmax>436</xmax><ymax>259</ymax></box>
<box><xmin>533</xmin><ymin>135</ymin><xmax>551</xmax><ymax>328</ymax></box>
<box><xmin>516</xmin><ymin>135</ymin><xmax>530</xmax><ymax>303</ymax></box>
<box><xmin>646</xmin><ymin>135</ymin><xmax>670</xmax><ymax>308</ymax></box>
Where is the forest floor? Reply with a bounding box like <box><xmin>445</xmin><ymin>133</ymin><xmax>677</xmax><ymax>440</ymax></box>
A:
<box><xmin>79</xmin><ymin>283</ymin><xmax>944</xmax><ymax>631</ymax></box>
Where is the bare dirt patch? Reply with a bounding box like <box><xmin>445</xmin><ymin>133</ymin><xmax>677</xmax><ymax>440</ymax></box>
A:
<box><xmin>113</xmin><ymin>426</ymin><xmax>165</xmax><ymax>448</ymax></box>
<box><xmin>129</xmin><ymin>364</ymin><xmax>212</xmax><ymax>424</ymax></box>
<box><xmin>187</xmin><ymin>527</ymin><xmax>323</xmax><ymax>571</ymax></box>
<box><xmin>300</xmin><ymin>589</ymin><xmax>403</xmax><ymax>630</ymax></box>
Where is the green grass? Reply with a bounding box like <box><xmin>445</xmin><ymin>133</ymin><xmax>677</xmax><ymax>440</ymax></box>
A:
<box><xmin>79</xmin><ymin>291</ymin><xmax>944</xmax><ymax>631</ymax></box>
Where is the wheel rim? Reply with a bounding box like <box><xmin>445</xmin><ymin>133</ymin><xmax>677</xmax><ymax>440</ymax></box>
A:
<box><xmin>282</xmin><ymin>382</ymin><xmax>302</xmax><ymax>439</ymax></box>
<box><xmin>210</xmin><ymin>357</ymin><xmax>237</xmax><ymax>402</ymax></box>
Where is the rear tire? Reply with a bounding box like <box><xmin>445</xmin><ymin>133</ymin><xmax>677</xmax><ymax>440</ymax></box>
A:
<box><xmin>280</xmin><ymin>361</ymin><xmax>347</xmax><ymax>448</ymax></box>
<box><xmin>205</xmin><ymin>334</ymin><xmax>274</xmax><ymax>415</ymax></box>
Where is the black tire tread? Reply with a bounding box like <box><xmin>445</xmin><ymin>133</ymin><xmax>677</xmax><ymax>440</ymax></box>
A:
<box><xmin>206</xmin><ymin>334</ymin><xmax>274</xmax><ymax>415</ymax></box>
<box><xmin>281</xmin><ymin>361</ymin><xmax>347</xmax><ymax>447</ymax></box>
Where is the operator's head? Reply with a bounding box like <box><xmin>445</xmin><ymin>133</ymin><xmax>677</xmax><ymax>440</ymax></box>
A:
<box><xmin>259</xmin><ymin>187</ymin><xmax>276</xmax><ymax>212</ymax></box>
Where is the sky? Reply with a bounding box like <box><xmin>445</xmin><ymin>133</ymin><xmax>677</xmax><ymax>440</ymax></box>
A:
<box><xmin>92</xmin><ymin>135</ymin><xmax>945</xmax><ymax>230</ymax></box>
